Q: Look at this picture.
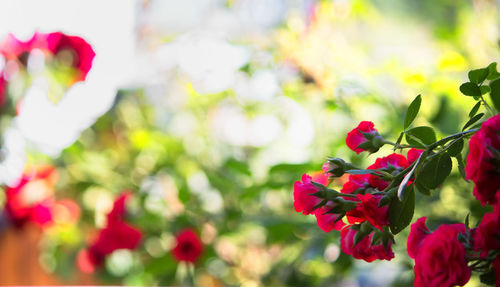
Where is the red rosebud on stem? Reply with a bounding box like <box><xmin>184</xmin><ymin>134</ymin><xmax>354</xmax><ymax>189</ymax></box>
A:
<box><xmin>172</xmin><ymin>229</ymin><xmax>203</xmax><ymax>263</ymax></box>
<box><xmin>346</xmin><ymin>121</ymin><xmax>385</xmax><ymax>154</ymax></box>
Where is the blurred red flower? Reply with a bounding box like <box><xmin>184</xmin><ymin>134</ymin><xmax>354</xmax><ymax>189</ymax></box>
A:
<box><xmin>172</xmin><ymin>229</ymin><xmax>203</xmax><ymax>263</ymax></box>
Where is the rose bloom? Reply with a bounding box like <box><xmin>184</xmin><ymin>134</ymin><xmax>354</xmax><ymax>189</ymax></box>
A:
<box><xmin>368</xmin><ymin>153</ymin><xmax>408</xmax><ymax>191</ymax></box>
<box><xmin>346</xmin><ymin>121</ymin><xmax>379</xmax><ymax>154</ymax></box>
<box><xmin>407</xmin><ymin>148</ymin><xmax>424</xmax><ymax>165</ymax></box>
<box><xmin>0</xmin><ymin>72</ymin><xmax>7</xmax><ymax>107</ymax></box>
<box><xmin>466</xmin><ymin>114</ymin><xmax>500</xmax><ymax>205</ymax></box>
<box><xmin>315</xmin><ymin>203</ymin><xmax>345</xmax><ymax>233</ymax></box>
<box><xmin>77</xmin><ymin>193</ymin><xmax>142</xmax><ymax>273</ymax></box>
<box><xmin>172</xmin><ymin>229</ymin><xmax>203</xmax><ymax>263</ymax></box>
<box><xmin>293</xmin><ymin>172</ymin><xmax>329</xmax><ymax>215</ymax></box>
<box><xmin>346</xmin><ymin>193</ymin><xmax>389</xmax><ymax>231</ymax></box>
<box><xmin>341</xmin><ymin>174</ymin><xmax>371</xmax><ymax>194</ymax></box>
<box><xmin>4</xmin><ymin>166</ymin><xmax>57</xmax><ymax>228</ymax></box>
<box><xmin>473</xmin><ymin>195</ymin><xmax>500</xmax><ymax>257</ymax></box>
<box><xmin>409</xmin><ymin>219</ymin><xmax>470</xmax><ymax>287</ymax></box>
<box><xmin>340</xmin><ymin>226</ymin><xmax>394</xmax><ymax>262</ymax></box>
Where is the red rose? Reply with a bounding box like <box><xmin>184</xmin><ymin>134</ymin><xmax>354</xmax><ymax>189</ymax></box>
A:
<box><xmin>407</xmin><ymin>217</ymin><xmax>430</xmax><ymax>259</ymax></box>
<box><xmin>346</xmin><ymin>121</ymin><xmax>383</xmax><ymax>154</ymax></box>
<box><xmin>293</xmin><ymin>173</ymin><xmax>327</xmax><ymax>215</ymax></box>
<box><xmin>315</xmin><ymin>203</ymin><xmax>345</xmax><ymax>232</ymax></box>
<box><xmin>5</xmin><ymin>166</ymin><xmax>57</xmax><ymax>228</ymax></box>
<box><xmin>346</xmin><ymin>193</ymin><xmax>389</xmax><ymax>231</ymax></box>
<box><xmin>368</xmin><ymin>153</ymin><xmax>408</xmax><ymax>191</ymax></box>
<box><xmin>44</xmin><ymin>32</ymin><xmax>96</xmax><ymax>82</ymax></box>
<box><xmin>466</xmin><ymin>114</ymin><xmax>500</xmax><ymax>205</ymax></box>
<box><xmin>78</xmin><ymin>193</ymin><xmax>142</xmax><ymax>272</ymax></box>
<box><xmin>413</xmin><ymin>223</ymin><xmax>470</xmax><ymax>287</ymax></box>
<box><xmin>473</xmin><ymin>200</ymin><xmax>500</xmax><ymax>257</ymax></box>
<box><xmin>341</xmin><ymin>174</ymin><xmax>371</xmax><ymax>194</ymax></box>
<box><xmin>172</xmin><ymin>229</ymin><xmax>203</xmax><ymax>263</ymax></box>
<box><xmin>407</xmin><ymin>148</ymin><xmax>424</xmax><ymax>165</ymax></box>
<box><xmin>340</xmin><ymin>226</ymin><xmax>394</xmax><ymax>262</ymax></box>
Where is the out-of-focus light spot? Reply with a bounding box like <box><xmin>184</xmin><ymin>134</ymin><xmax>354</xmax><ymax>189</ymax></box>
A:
<box><xmin>438</xmin><ymin>50</ymin><xmax>467</xmax><ymax>71</ymax></box>
<box><xmin>145</xmin><ymin>237</ymin><xmax>166</xmax><ymax>258</ymax></box>
<box><xmin>235</xmin><ymin>70</ymin><xmax>281</xmax><ymax>102</ymax></box>
<box><xmin>77</xmin><ymin>249</ymin><xmax>96</xmax><ymax>274</ymax></box>
<box><xmin>106</xmin><ymin>249</ymin><xmax>134</xmax><ymax>277</ymax></box>
<box><xmin>201</xmin><ymin>189</ymin><xmax>224</xmax><ymax>214</ymax></box>
<box><xmin>0</xmin><ymin>127</ymin><xmax>26</xmax><ymax>186</ymax></box>
<box><xmin>249</xmin><ymin>115</ymin><xmax>283</xmax><ymax>147</ymax></box>
<box><xmin>39</xmin><ymin>252</ymin><xmax>57</xmax><ymax>273</ymax></box>
<box><xmin>27</xmin><ymin>49</ymin><xmax>45</xmax><ymax>75</ymax></box>
<box><xmin>82</xmin><ymin>186</ymin><xmax>112</xmax><ymax>227</ymax></box>
<box><xmin>207</xmin><ymin>258</ymin><xmax>229</xmax><ymax>278</ymax></box>
<box><xmin>324</xmin><ymin>243</ymin><xmax>340</xmax><ymax>262</ymax></box>
<box><xmin>287</xmin><ymin>13</ymin><xmax>305</xmax><ymax>34</ymax></box>
<box><xmin>187</xmin><ymin>171</ymin><xmax>210</xmax><ymax>194</ymax></box>
<box><xmin>201</xmin><ymin>222</ymin><xmax>217</xmax><ymax>245</ymax></box>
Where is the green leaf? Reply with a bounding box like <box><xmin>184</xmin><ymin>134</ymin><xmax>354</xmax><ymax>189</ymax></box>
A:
<box><xmin>468</xmin><ymin>101</ymin><xmax>481</xmax><ymax>118</ymax></box>
<box><xmin>388</xmin><ymin>185</ymin><xmax>415</xmax><ymax>234</ymax></box>
<box><xmin>404</xmin><ymin>95</ymin><xmax>422</xmax><ymax>129</ymax></box>
<box><xmin>479</xmin><ymin>269</ymin><xmax>496</xmax><ymax>285</ymax></box>
<box><xmin>405</xmin><ymin>126</ymin><xmax>437</xmax><ymax>148</ymax></box>
<box><xmin>459</xmin><ymin>82</ymin><xmax>481</xmax><ymax>97</ymax></box>
<box><xmin>417</xmin><ymin>152</ymin><xmax>452</xmax><ymax>189</ymax></box>
<box><xmin>487</xmin><ymin>62</ymin><xmax>500</xmax><ymax>80</ymax></box>
<box><xmin>464</xmin><ymin>213</ymin><xmax>470</xmax><ymax>232</ymax></box>
<box><xmin>455</xmin><ymin>153</ymin><xmax>467</xmax><ymax>181</ymax></box>
<box><xmin>462</xmin><ymin>113</ymin><xmax>484</xmax><ymax>131</ymax></box>
<box><xmin>447</xmin><ymin>138</ymin><xmax>464</xmax><ymax>157</ymax></box>
<box><xmin>480</xmin><ymin>85</ymin><xmax>490</xmax><ymax>95</ymax></box>
<box><xmin>345</xmin><ymin>169</ymin><xmax>376</xmax><ymax>175</ymax></box>
<box><xmin>414</xmin><ymin>181</ymin><xmax>431</xmax><ymax>195</ymax></box>
<box><xmin>489</xmin><ymin>78</ymin><xmax>500</xmax><ymax>112</ymax></box>
<box><xmin>468</xmin><ymin>68</ymin><xmax>489</xmax><ymax>84</ymax></box>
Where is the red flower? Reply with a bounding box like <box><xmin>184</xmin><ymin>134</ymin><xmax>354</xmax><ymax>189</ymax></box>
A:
<box><xmin>0</xmin><ymin>33</ymin><xmax>40</xmax><ymax>60</ymax></box>
<box><xmin>407</xmin><ymin>148</ymin><xmax>424</xmax><ymax>165</ymax></box>
<box><xmin>368</xmin><ymin>153</ymin><xmax>408</xmax><ymax>191</ymax></box>
<box><xmin>44</xmin><ymin>32</ymin><xmax>96</xmax><ymax>82</ymax></box>
<box><xmin>172</xmin><ymin>229</ymin><xmax>203</xmax><ymax>263</ymax></box>
<box><xmin>315</xmin><ymin>203</ymin><xmax>345</xmax><ymax>232</ymax></box>
<box><xmin>473</xmin><ymin>200</ymin><xmax>500</xmax><ymax>257</ymax></box>
<box><xmin>293</xmin><ymin>173</ymin><xmax>328</xmax><ymax>215</ymax></box>
<box><xmin>466</xmin><ymin>114</ymin><xmax>500</xmax><ymax>205</ymax></box>
<box><xmin>78</xmin><ymin>193</ymin><xmax>142</xmax><ymax>273</ymax></box>
<box><xmin>346</xmin><ymin>193</ymin><xmax>389</xmax><ymax>230</ymax></box>
<box><xmin>0</xmin><ymin>72</ymin><xmax>7</xmax><ymax>107</ymax></box>
<box><xmin>340</xmin><ymin>226</ymin><xmax>394</xmax><ymax>262</ymax></box>
<box><xmin>346</xmin><ymin>121</ymin><xmax>382</xmax><ymax>154</ymax></box>
<box><xmin>413</xmin><ymin>223</ymin><xmax>470</xmax><ymax>287</ymax></box>
<box><xmin>407</xmin><ymin>217</ymin><xmax>430</xmax><ymax>259</ymax></box>
<box><xmin>4</xmin><ymin>166</ymin><xmax>57</xmax><ymax>228</ymax></box>
<box><xmin>340</xmin><ymin>174</ymin><xmax>371</xmax><ymax>194</ymax></box>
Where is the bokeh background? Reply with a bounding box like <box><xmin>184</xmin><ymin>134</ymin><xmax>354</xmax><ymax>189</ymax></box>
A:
<box><xmin>0</xmin><ymin>0</ymin><xmax>498</xmax><ymax>286</ymax></box>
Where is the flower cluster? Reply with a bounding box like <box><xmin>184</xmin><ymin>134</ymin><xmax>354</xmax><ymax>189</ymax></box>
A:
<box><xmin>293</xmin><ymin>93</ymin><xmax>500</xmax><ymax>286</ymax></box>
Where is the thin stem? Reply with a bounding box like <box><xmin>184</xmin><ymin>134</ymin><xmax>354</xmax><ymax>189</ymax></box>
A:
<box><xmin>480</xmin><ymin>95</ymin><xmax>496</xmax><ymax>116</ymax></box>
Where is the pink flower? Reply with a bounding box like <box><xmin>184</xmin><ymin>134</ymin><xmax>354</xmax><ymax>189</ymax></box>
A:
<box><xmin>44</xmin><ymin>32</ymin><xmax>96</xmax><ymax>82</ymax></box>
<box><xmin>346</xmin><ymin>121</ymin><xmax>382</xmax><ymax>154</ymax></box>
<box><xmin>172</xmin><ymin>229</ymin><xmax>203</xmax><ymax>263</ymax></box>
<box><xmin>340</xmin><ymin>226</ymin><xmax>394</xmax><ymax>262</ymax></box>
<box><xmin>407</xmin><ymin>148</ymin><xmax>424</xmax><ymax>165</ymax></box>
<box><xmin>340</xmin><ymin>174</ymin><xmax>371</xmax><ymax>194</ymax></box>
<box><xmin>407</xmin><ymin>217</ymin><xmax>430</xmax><ymax>259</ymax></box>
<box><xmin>0</xmin><ymin>72</ymin><xmax>7</xmax><ymax>107</ymax></box>
<box><xmin>413</xmin><ymin>223</ymin><xmax>470</xmax><ymax>287</ymax></box>
<box><xmin>0</xmin><ymin>33</ymin><xmax>40</xmax><ymax>60</ymax></box>
<box><xmin>293</xmin><ymin>173</ymin><xmax>327</xmax><ymax>215</ymax></box>
<box><xmin>466</xmin><ymin>114</ymin><xmax>500</xmax><ymax>205</ymax></box>
<box><xmin>315</xmin><ymin>203</ymin><xmax>345</xmax><ymax>232</ymax></box>
<box><xmin>345</xmin><ymin>193</ymin><xmax>389</xmax><ymax>230</ymax></box>
<box><xmin>368</xmin><ymin>153</ymin><xmax>408</xmax><ymax>191</ymax></box>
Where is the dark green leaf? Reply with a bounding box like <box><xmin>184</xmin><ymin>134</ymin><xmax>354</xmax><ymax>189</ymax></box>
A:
<box><xmin>447</xmin><ymin>138</ymin><xmax>464</xmax><ymax>157</ymax></box>
<box><xmin>455</xmin><ymin>153</ymin><xmax>467</xmax><ymax>181</ymax></box>
<box><xmin>414</xmin><ymin>181</ymin><xmax>431</xmax><ymax>195</ymax></box>
<box><xmin>404</xmin><ymin>95</ymin><xmax>422</xmax><ymax>129</ymax></box>
<box><xmin>487</xmin><ymin>62</ymin><xmax>500</xmax><ymax>80</ymax></box>
<box><xmin>479</xmin><ymin>269</ymin><xmax>496</xmax><ymax>285</ymax></box>
<box><xmin>405</xmin><ymin>126</ymin><xmax>437</xmax><ymax>148</ymax></box>
<box><xmin>417</xmin><ymin>152</ymin><xmax>452</xmax><ymax>189</ymax></box>
<box><xmin>480</xmin><ymin>85</ymin><xmax>490</xmax><ymax>95</ymax></box>
<box><xmin>489</xmin><ymin>78</ymin><xmax>500</xmax><ymax>112</ymax></box>
<box><xmin>345</xmin><ymin>169</ymin><xmax>376</xmax><ymax>175</ymax></box>
<box><xmin>389</xmin><ymin>185</ymin><xmax>415</xmax><ymax>234</ymax></box>
<box><xmin>468</xmin><ymin>101</ymin><xmax>481</xmax><ymax>118</ymax></box>
<box><xmin>464</xmin><ymin>213</ymin><xmax>470</xmax><ymax>232</ymax></box>
<box><xmin>462</xmin><ymin>113</ymin><xmax>484</xmax><ymax>131</ymax></box>
<box><xmin>459</xmin><ymin>82</ymin><xmax>481</xmax><ymax>97</ymax></box>
<box><xmin>468</xmin><ymin>68</ymin><xmax>489</xmax><ymax>84</ymax></box>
